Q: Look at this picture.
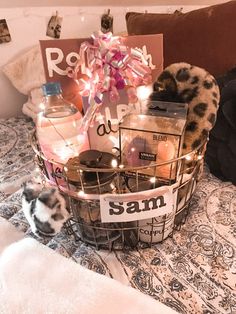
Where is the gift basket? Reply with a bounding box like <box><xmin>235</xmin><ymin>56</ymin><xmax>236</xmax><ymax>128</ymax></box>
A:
<box><xmin>31</xmin><ymin>31</ymin><xmax>208</xmax><ymax>250</ymax></box>
<box><xmin>31</xmin><ymin>131</ymin><xmax>206</xmax><ymax>250</ymax></box>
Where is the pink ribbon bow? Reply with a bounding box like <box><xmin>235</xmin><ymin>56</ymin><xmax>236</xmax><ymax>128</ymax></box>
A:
<box><xmin>68</xmin><ymin>31</ymin><xmax>152</xmax><ymax>105</ymax></box>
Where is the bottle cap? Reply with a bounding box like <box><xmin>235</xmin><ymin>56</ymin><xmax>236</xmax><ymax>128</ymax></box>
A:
<box><xmin>42</xmin><ymin>82</ymin><xmax>62</xmax><ymax>96</ymax></box>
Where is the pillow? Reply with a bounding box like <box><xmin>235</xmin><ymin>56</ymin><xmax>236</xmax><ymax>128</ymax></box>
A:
<box><xmin>205</xmin><ymin>68</ymin><xmax>236</xmax><ymax>184</ymax></box>
<box><xmin>3</xmin><ymin>45</ymin><xmax>45</xmax><ymax>95</ymax></box>
<box><xmin>126</xmin><ymin>1</ymin><xmax>236</xmax><ymax>77</ymax></box>
<box><xmin>30</xmin><ymin>87</ymin><xmax>44</xmax><ymax>106</ymax></box>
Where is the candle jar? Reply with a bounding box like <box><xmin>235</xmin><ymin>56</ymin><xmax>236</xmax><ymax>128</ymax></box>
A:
<box><xmin>64</xmin><ymin>150</ymin><xmax>122</xmax><ymax>246</ymax></box>
<box><xmin>119</xmin><ymin>101</ymin><xmax>188</xmax><ymax>182</ymax></box>
<box><xmin>64</xmin><ymin>150</ymin><xmax>120</xmax><ymax>194</ymax></box>
<box><xmin>126</xmin><ymin>178</ymin><xmax>176</xmax><ymax>244</ymax></box>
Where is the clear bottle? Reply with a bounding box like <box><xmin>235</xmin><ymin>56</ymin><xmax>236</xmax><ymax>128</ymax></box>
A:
<box><xmin>36</xmin><ymin>82</ymin><xmax>89</xmax><ymax>163</ymax></box>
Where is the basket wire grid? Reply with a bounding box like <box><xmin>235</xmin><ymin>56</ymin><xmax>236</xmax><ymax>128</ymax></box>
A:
<box><xmin>31</xmin><ymin>131</ymin><xmax>206</xmax><ymax>250</ymax></box>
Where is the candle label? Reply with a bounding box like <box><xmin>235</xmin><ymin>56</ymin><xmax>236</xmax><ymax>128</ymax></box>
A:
<box><xmin>43</xmin><ymin>160</ymin><xmax>66</xmax><ymax>187</ymax></box>
<box><xmin>138</xmin><ymin>214</ymin><xmax>175</xmax><ymax>243</ymax></box>
<box><xmin>100</xmin><ymin>184</ymin><xmax>175</xmax><ymax>223</ymax></box>
<box><xmin>139</xmin><ymin>152</ymin><xmax>156</xmax><ymax>161</ymax></box>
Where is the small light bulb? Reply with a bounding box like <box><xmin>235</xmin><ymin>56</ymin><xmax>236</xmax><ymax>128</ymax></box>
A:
<box><xmin>55</xmin><ymin>149</ymin><xmax>71</xmax><ymax>161</ymax></box>
<box><xmin>150</xmin><ymin>177</ymin><xmax>156</xmax><ymax>184</ymax></box>
<box><xmin>39</xmin><ymin>102</ymin><xmax>45</xmax><ymax>111</ymax></box>
<box><xmin>197</xmin><ymin>155</ymin><xmax>203</xmax><ymax>160</ymax></box>
<box><xmin>131</xmin><ymin>147</ymin><xmax>135</xmax><ymax>152</ymax></box>
<box><xmin>119</xmin><ymin>164</ymin><xmax>124</xmax><ymax>169</ymax></box>
<box><xmin>136</xmin><ymin>85</ymin><xmax>153</xmax><ymax>101</ymax></box>
<box><xmin>78</xmin><ymin>190</ymin><xmax>85</xmax><ymax>197</ymax></box>
<box><xmin>85</xmin><ymin>81</ymin><xmax>90</xmax><ymax>90</ymax></box>
<box><xmin>185</xmin><ymin>155</ymin><xmax>192</xmax><ymax>161</ymax></box>
<box><xmin>110</xmin><ymin>183</ymin><xmax>115</xmax><ymax>190</ymax></box>
<box><xmin>111</xmin><ymin>159</ymin><xmax>118</xmax><ymax>168</ymax></box>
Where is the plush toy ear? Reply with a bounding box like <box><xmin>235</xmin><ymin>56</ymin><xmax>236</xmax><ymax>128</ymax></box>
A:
<box><xmin>150</xmin><ymin>70</ymin><xmax>183</xmax><ymax>103</ymax></box>
<box><xmin>22</xmin><ymin>181</ymin><xmax>42</xmax><ymax>202</ymax></box>
<box><xmin>157</xmin><ymin>70</ymin><xmax>177</xmax><ymax>93</ymax></box>
<box><xmin>22</xmin><ymin>186</ymin><xmax>37</xmax><ymax>203</ymax></box>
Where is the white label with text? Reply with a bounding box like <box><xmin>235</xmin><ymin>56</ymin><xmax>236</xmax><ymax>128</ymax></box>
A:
<box><xmin>100</xmin><ymin>185</ymin><xmax>175</xmax><ymax>223</ymax></box>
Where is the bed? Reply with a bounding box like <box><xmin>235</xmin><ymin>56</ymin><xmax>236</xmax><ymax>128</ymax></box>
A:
<box><xmin>1</xmin><ymin>2</ymin><xmax>236</xmax><ymax>310</ymax></box>
<box><xmin>0</xmin><ymin>116</ymin><xmax>235</xmax><ymax>314</ymax></box>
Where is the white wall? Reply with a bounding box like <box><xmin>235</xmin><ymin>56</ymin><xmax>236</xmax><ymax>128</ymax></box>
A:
<box><xmin>0</xmin><ymin>4</ymin><xmax>208</xmax><ymax>118</ymax></box>
<box><xmin>0</xmin><ymin>0</ymin><xmax>230</xmax><ymax>6</ymax></box>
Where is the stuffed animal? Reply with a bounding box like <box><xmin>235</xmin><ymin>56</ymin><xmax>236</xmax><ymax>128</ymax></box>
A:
<box><xmin>22</xmin><ymin>181</ymin><xmax>70</xmax><ymax>237</ymax></box>
<box><xmin>150</xmin><ymin>62</ymin><xmax>220</xmax><ymax>155</ymax></box>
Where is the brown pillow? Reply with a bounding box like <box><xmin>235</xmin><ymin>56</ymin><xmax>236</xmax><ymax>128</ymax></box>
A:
<box><xmin>126</xmin><ymin>1</ymin><xmax>236</xmax><ymax>77</ymax></box>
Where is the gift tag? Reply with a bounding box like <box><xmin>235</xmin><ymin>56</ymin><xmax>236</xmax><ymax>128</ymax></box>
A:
<box><xmin>100</xmin><ymin>184</ymin><xmax>175</xmax><ymax>223</ymax></box>
<box><xmin>0</xmin><ymin>19</ymin><xmax>11</xmax><ymax>44</ymax></box>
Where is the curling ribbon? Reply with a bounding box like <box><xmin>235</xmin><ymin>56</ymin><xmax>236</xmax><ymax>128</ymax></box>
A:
<box><xmin>68</xmin><ymin>31</ymin><xmax>152</xmax><ymax>105</ymax></box>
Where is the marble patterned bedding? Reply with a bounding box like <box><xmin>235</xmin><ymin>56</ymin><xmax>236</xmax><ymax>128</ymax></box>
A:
<box><xmin>0</xmin><ymin>117</ymin><xmax>235</xmax><ymax>314</ymax></box>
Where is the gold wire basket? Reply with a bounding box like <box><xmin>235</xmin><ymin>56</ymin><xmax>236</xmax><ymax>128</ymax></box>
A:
<box><xmin>31</xmin><ymin>132</ymin><xmax>206</xmax><ymax>250</ymax></box>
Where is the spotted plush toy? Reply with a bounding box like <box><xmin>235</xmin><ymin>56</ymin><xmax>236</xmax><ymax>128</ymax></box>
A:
<box><xmin>150</xmin><ymin>62</ymin><xmax>220</xmax><ymax>155</ymax></box>
<box><xmin>22</xmin><ymin>181</ymin><xmax>70</xmax><ymax>237</ymax></box>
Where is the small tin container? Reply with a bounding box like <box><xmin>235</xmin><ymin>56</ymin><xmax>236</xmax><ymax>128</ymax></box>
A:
<box><xmin>64</xmin><ymin>150</ymin><xmax>121</xmax><ymax>246</ymax></box>
<box><xmin>64</xmin><ymin>149</ymin><xmax>119</xmax><ymax>194</ymax></box>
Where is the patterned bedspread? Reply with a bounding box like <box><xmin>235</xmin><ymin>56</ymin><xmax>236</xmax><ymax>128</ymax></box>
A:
<box><xmin>0</xmin><ymin>117</ymin><xmax>235</xmax><ymax>314</ymax></box>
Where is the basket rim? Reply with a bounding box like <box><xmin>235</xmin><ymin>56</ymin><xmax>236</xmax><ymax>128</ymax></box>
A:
<box><xmin>30</xmin><ymin>131</ymin><xmax>207</xmax><ymax>173</ymax></box>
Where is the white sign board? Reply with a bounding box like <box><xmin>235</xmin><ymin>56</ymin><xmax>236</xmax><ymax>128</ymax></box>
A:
<box><xmin>100</xmin><ymin>185</ymin><xmax>175</xmax><ymax>223</ymax></box>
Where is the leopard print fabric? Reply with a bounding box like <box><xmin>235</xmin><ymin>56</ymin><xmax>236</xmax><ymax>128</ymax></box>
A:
<box><xmin>150</xmin><ymin>62</ymin><xmax>220</xmax><ymax>155</ymax></box>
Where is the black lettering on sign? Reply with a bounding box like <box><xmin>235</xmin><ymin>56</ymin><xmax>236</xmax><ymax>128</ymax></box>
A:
<box><xmin>109</xmin><ymin>202</ymin><xmax>124</xmax><ymax>215</ymax></box>
<box><xmin>126</xmin><ymin>201</ymin><xmax>142</xmax><ymax>214</ymax></box>
<box><xmin>108</xmin><ymin>195</ymin><xmax>167</xmax><ymax>216</ymax></box>
<box><xmin>97</xmin><ymin>119</ymin><xmax>118</xmax><ymax>136</ymax></box>
<box><xmin>153</xmin><ymin>134</ymin><xmax>168</xmax><ymax>141</ymax></box>
<box><xmin>142</xmin><ymin>196</ymin><xmax>166</xmax><ymax>211</ymax></box>
<box><xmin>139</xmin><ymin>229</ymin><xmax>163</xmax><ymax>236</ymax></box>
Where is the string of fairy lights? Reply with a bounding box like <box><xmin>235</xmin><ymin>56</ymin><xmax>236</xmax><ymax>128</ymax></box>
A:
<box><xmin>1</xmin><ymin>5</ymin><xmax>189</xmax><ymax>43</ymax></box>
<box><xmin>3</xmin><ymin>6</ymin><xmax>186</xmax><ymax>23</ymax></box>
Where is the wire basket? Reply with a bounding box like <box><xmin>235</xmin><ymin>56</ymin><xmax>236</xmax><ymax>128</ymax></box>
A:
<box><xmin>31</xmin><ymin>132</ymin><xmax>207</xmax><ymax>250</ymax></box>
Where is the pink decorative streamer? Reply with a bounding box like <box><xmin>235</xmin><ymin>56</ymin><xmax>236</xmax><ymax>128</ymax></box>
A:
<box><xmin>68</xmin><ymin>31</ymin><xmax>152</xmax><ymax>105</ymax></box>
